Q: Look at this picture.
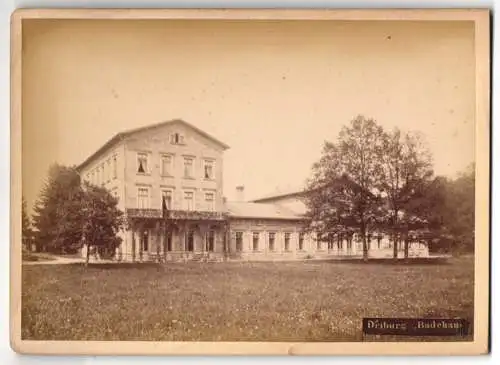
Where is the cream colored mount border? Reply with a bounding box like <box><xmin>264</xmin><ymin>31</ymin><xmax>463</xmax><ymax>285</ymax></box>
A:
<box><xmin>10</xmin><ymin>8</ymin><xmax>490</xmax><ymax>356</ymax></box>
<box><xmin>8</xmin><ymin>8</ymin><xmax>492</xmax><ymax>21</ymax></box>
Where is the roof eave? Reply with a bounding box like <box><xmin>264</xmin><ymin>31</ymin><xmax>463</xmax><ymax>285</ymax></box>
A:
<box><xmin>228</xmin><ymin>214</ymin><xmax>309</xmax><ymax>221</ymax></box>
<box><xmin>76</xmin><ymin>133</ymin><xmax>124</xmax><ymax>173</ymax></box>
<box><xmin>75</xmin><ymin>118</ymin><xmax>230</xmax><ymax>172</ymax></box>
<box><xmin>251</xmin><ymin>191</ymin><xmax>306</xmax><ymax>203</ymax></box>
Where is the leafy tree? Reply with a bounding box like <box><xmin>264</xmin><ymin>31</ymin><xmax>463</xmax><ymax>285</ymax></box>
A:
<box><xmin>32</xmin><ymin>164</ymin><xmax>125</xmax><ymax>261</ymax></box>
<box><xmin>443</xmin><ymin>164</ymin><xmax>475</xmax><ymax>252</ymax></box>
<box><xmin>378</xmin><ymin>128</ymin><xmax>434</xmax><ymax>259</ymax></box>
<box><xmin>305</xmin><ymin>115</ymin><xmax>385</xmax><ymax>261</ymax></box>
<box><xmin>81</xmin><ymin>182</ymin><xmax>124</xmax><ymax>265</ymax></box>
<box><xmin>32</xmin><ymin>164</ymin><xmax>83</xmax><ymax>253</ymax></box>
<box><xmin>22</xmin><ymin>196</ymin><xmax>34</xmax><ymax>251</ymax></box>
<box><xmin>403</xmin><ymin>176</ymin><xmax>451</xmax><ymax>253</ymax></box>
<box><xmin>392</xmin><ymin>166</ymin><xmax>474</xmax><ymax>255</ymax></box>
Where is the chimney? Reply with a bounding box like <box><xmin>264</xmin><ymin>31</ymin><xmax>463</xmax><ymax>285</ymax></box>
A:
<box><xmin>236</xmin><ymin>185</ymin><xmax>245</xmax><ymax>202</ymax></box>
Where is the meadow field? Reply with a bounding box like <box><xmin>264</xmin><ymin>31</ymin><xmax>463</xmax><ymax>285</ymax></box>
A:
<box><xmin>21</xmin><ymin>256</ymin><xmax>474</xmax><ymax>342</ymax></box>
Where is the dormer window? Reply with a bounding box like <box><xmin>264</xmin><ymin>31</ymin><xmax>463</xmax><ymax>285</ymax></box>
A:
<box><xmin>170</xmin><ymin>133</ymin><xmax>185</xmax><ymax>145</ymax></box>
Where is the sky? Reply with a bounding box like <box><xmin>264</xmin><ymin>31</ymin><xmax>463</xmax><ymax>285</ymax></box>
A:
<box><xmin>22</xmin><ymin>19</ymin><xmax>476</xmax><ymax>211</ymax></box>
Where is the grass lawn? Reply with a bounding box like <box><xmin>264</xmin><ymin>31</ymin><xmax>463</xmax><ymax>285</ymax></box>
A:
<box><xmin>21</xmin><ymin>256</ymin><xmax>474</xmax><ymax>342</ymax></box>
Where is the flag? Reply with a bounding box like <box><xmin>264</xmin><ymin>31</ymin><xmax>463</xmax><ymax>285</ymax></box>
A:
<box><xmin>162</xmin><ymin>196</ymin><xmax>168</xmax><ymax>219</ymax></box>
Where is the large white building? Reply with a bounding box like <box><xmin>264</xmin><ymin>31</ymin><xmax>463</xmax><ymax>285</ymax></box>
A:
<box><xmin>77</xmin><ymin>119</ymin><xmax>428</xmax><ymax>262</ymax></box>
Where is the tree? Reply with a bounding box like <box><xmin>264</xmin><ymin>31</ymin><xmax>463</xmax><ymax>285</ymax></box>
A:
<box><xmin>22</xmin><ymin>196</ymin><xmax>34</xmax><ymax>251</ymax></box>
<box><xmin>81</xmin><ymin>182</ymin><xmax>124</xmax><ymax>265</ymax></box>
<box><xmin>402</xmin><ymin>176</ymin><xmax>450</xmax><ymax>253</ymax></box>
<box><xmin>443</xmin><ymin>163</ymin><xmax>475</xmax><ymax>252</ymax></box>
<box><xmin>305</xmin><ymin>115</ymin><xmax>385</xmax><ymax>261</ymax></box>
<box><xmin>32</xmin><ymin>164</ymin><xmax>84</xmax><ymax>254</ymax></box>
<box><xmin>378</xmin><ymin>128</ymin><xmax>434</xmax><ymax>259</ymax></box>
<box><xmin>32</xmin><ymin>163</ymin><xmax>125</xmax><ymax>260</ymax></box>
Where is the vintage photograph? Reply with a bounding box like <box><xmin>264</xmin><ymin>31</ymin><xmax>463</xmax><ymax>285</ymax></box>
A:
<box><xmin>11</xmin><ymin>9</ymin><xmax>490</xmax><ymax>355</ymax></box>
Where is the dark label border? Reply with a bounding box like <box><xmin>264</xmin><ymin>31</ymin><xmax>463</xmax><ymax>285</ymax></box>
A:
<box><xmin>362</xmin><ymin>318</ymin><xmax>469</xmax><ymax>336</ymax></box>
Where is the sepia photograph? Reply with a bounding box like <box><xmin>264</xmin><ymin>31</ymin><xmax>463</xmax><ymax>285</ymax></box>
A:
<box><xmin>10</xmin><ymin>8</ymin><xmax>490</xmax><ymax>356</ymax></box>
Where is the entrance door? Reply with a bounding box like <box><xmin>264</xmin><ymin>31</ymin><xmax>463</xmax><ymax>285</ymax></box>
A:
<box><xmin>186</xmin><ymin>230</ymin><xmax>194</xmax><ymax>252</ymax></box>
<box><xmin>205</xmin><ymin>230</ymin><xmax>215</xmax><ymax>252</ymax></box>
<box><xmin>165</xmin><ymin>231</ymin><xmax>172</xmax><ymax>252</ymax></box>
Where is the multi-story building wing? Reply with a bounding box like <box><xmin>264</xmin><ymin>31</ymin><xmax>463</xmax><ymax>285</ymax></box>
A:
<box><xmin>78</xmin><ymin>119</ymin><xmax>229</xmax><ymax>262</ymax></box>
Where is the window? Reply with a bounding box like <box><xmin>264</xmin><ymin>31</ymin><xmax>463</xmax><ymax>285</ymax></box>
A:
<box><xmin>298</xmin><ymin>233</ymin><xmax>304</xmax><ymax>250</ymax></box>
<box><xmin>203</xmin><ymin>159</ymin><xmax>214</xmax><ymax>179</ymax></box>
<box><xmin>137</xmin><ymin>187</ymin><xmax>150</xmax><ymax>209</ymax></box>
<box><xmin>186</xmin><ymin>230</ymin><xmax>194</xmax><ymax>252</ymax></box>
<box><xmin>205</xmin><ymin>231</ymin><xmax>215</xmax><ymax>252</ymax></box>
<box><xmin>112</xmin><ymin>188</ymin><xmax>119</xmax><ymax>202</ymax></box>
<box><xmin>252</xmin><ymin>232</ymin><xmax>259</xmax><ymax>251</ymax></box>
<box><xmin>86</xmin><ymin>173</ymin><xmax>90</xmax><ymax>182</ymax></box>
<box><xmin>162</xmin><ymin>190</ymin><xmax>173</xmax><ymax>210</ymax></box>
<box><xmin>269</xmin><ymin>232</ymin><xmax>275</xmax><ymax>252</ymax></box>
<box><xmin>91</xmin><ymin>171</ymin><xmax>95</xmax><ymax>185</ymax></box>
<box><xmin>101</xmin><ymin>163</ymin><xmax>105</xmax><ymax>185</ymax></box>
<box><xmin>161</xmin><ymin>154</ymin><xmax>173</xmax><ymax>176</ymax></box>
<box><xmin>113</xmin><ymin>155</ymin><xmax>117</xmax><ymax>179</ymax></box>
<box><xmin>137</xmin><ymin>152</ymin><xmax>149</xmax><ymax>174</ymax></box>
<box><xmin>107</xmin><ymin>159</ymin><xmax>111</xmax><ymax>182</ymax></box>
<box><xmin>235</xmin><ymin>232</ymin><xmax>243</xmax><ymax>252</ymax></box>
<box><xmin>183</xmin><ymin>157</ymin><xmax>194</xmax><ymax>178</ymax></box>
<box><xmin>96</xmin><ymin>167</ymin><xmax>100</xmax><ymax>185</ymax></box>
<box><xmin>284</xmin><ymin>233</ymin><xmax>291</xmax><ymax>251</ymax></box>
<box><xmin>205</xmin><ymin>192</ymin><xmax>215</xmax><ymax>211</ymax></box>
<box><xmin>141</xmin><ymin>231</ymin><xmax>149</xmax><ymax>252</ymax></box>
<box><xmin>170</xmin><ymin>133</ymin><xmax>185</xmax><ymax>145</ymax></box>
<box><xmin>183</xmin><ymin>191</ymin><xmax>194</xmax><ymax>211</ymax></box>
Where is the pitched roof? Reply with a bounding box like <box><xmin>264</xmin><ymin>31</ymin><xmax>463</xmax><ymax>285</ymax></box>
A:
<box><xmin>226</xmin><ymin>201</ymin><xmax>305</xmax><ymax>220</ymax></box>
<box><xmin>76</xmin><ymin>119</ymin><xmax>230</xmax><ymax>171</ymax></box>
<box><xmin>251</xmin><ymin>185</ymin><xmax>307</xmax><ymax>203</ymax></box>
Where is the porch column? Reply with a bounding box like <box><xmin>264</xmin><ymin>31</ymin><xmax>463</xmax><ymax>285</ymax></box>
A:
<box><xmin>199</xmin><ymin>223</ymin><xmax>208</xmax><ymax>255</ymax></box>
<box><xmin>217</xmin><ymin>223</ymin><xmax>225</xmax><ymax>256</ymax></box>
<box><xmin>131</xmin><ymin>226</ymin><xmax>136</xmax><ymax>262</ymax></box>
<box><xmin>292</xmin><ymin>228</ymin><xmax>298</xmax><ymax>258</ymax></box>
<box><xmin>134</xmin><ymin>229</ymin><xmax>140</xmax><ymax>262</ymax></box>
<box><xmin>136</xmin><ymin>224</ymin><xmax>144</xmax><ymax>262</ymax></box>
<box><xmin>161</xmin><ymin>222</ymin><xmax>167</xmax><ymax>261</ymax></box>
<box><xmin>179</xmin><ymin>222</ymin><xmax>187</xmax><ymax>259</ymax></box>
<box><xmin>155</xmin><ymin>221</ymin><xmax>161</xmax><ymax>262</ymax></box>
<box><xmin>225</xmin><ymin>224</ymin><xmax>231</xmax><ymax>259</ymax></box>
<box><xmin>127</xmin><ymin>228</ymin><xmax>134</xmax><ymax>262</ymax></box>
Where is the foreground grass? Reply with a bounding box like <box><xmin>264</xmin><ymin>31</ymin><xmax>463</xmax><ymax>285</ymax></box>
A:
<box><xmin>22</xmin><ymin>256</ymin><xmax>474</xmax><ymax>342</ymax></box>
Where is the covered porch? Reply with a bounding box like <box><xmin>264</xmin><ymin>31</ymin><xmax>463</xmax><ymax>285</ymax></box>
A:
<box><xmin>121</xmin><ymin>208</ymin><xmax>230</xmax><ymax>262</ymax></box>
